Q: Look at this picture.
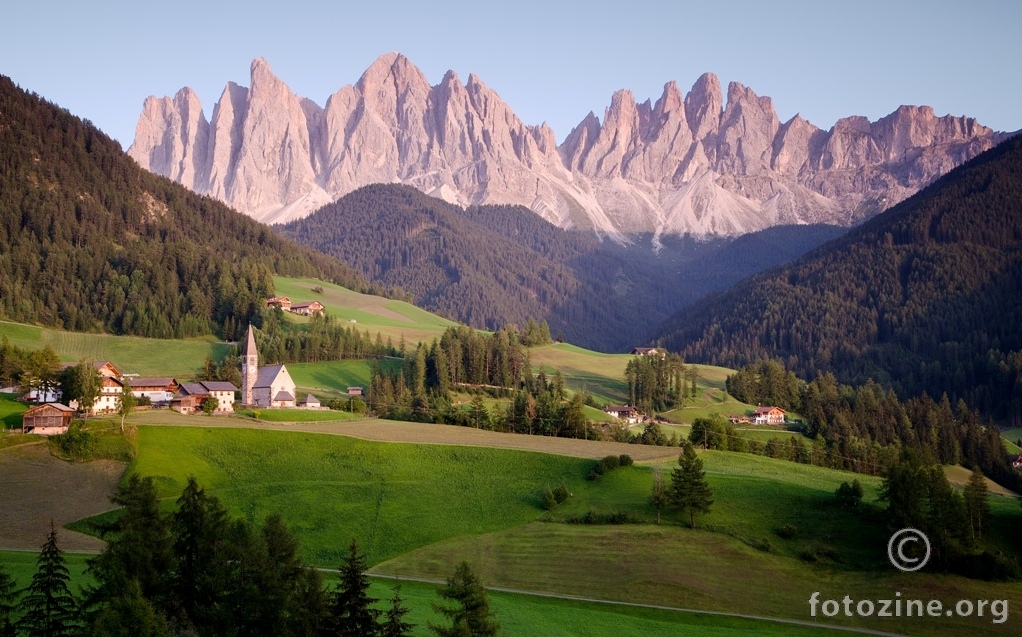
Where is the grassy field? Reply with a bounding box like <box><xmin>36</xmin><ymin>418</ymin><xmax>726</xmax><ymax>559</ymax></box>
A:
<box><xmin>0</xmin><ymin>320</ymin><xmax>230</xmax><ymax>377</ymax></box>
<box><xmin>235</xmin><ymin>408</ymin><xmax>363</xmax><ymax>422</ymax></box>
<box><xmin>0</xmin><ymin>392</ymin><xmax>28</xmax><ymax>429</ymax></box>
<box><xmin>124</xmin><ymin>426</ymin><xmax>602</xmax><ymax>566</ymax></box>
<box><xmin>648</xmin><ymin>423</ymin><xmax>805</xmax><ymax>445</ymax></box>
<box><xmin>273</xmin><ymin>277</ymin><xmax>457</xmax><ymax>346</ymax></box>
<box><xmin>0</xmin><ymin>550</ymin><xmax>834</xmax><ymax>637</ymax></box>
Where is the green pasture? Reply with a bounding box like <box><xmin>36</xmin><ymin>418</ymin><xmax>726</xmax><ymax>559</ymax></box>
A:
<box><xmin>0</xmin><ymin>549</ymin><xmax>831</xmax><ymax>637</ymax></box>
<box><xmin>235</xmin><ymin>408</ymin><xmax>362</xmax><ymax>423</ymax></box>
<box><xmin>273</xmin><ymin>277</ymin><xmax>456</xmax><ymax>346</ymax></box>
<box><xmin>287</xmin><ymin>359</ymin><xmax>400</xmax><ymax>394</ymax></box>
<box><xmin>121</xmin><ymin>426</ymin><xmax>597</xmax><ymax>566</ymax></box>
<box><xmin>0</xmin><ymin>320</ymin><xmax>229</xmax><ymax>377</ymax></box>
<box><xmin>0</xmin><ymin>392</ymin><xmax>28</xmax><ymax>429</ymax></box>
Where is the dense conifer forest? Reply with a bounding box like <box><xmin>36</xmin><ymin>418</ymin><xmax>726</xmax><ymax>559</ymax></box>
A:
<box><xmin>654</xmin><ymin>134</ymin><xmax>1022</xmax><ymax>423</ymax></box>
<box><xmin>278</xmin><ymin>184</ymin><xmax>843</xmax><ymax>352</ymax></box>
<box><xmin>0</xmin><ymin>75</ymin><xmax>369</xmax><ymax>341</ymax></box>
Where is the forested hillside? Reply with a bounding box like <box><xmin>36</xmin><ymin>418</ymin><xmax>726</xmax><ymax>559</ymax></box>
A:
<box><xmin>0</xmin><ymin>74</ymin><xmax>367</xmax><ymax>340</ymax></box>
<box><xmin>654</xmin><ymin>134</ymin><xmax>1022</xmax><ymax>422</ymax></box>
<box><xmin>279</xmin><ymin>184</ymin><xmax>843</xmax><ymax>351</ymax></box>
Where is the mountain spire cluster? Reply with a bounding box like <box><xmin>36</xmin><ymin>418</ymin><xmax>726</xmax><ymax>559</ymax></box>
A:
<box><xmin>129</xmin><ymin>54</ymin><xmax>1008</xmax><ymax>239</ymax></box>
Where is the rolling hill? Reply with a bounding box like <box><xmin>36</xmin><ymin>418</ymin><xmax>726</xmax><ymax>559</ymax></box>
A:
<box><xmin>652</xmin><ymin>133</ymin><xmax>1022</xmax><ymax>422</ymax></box>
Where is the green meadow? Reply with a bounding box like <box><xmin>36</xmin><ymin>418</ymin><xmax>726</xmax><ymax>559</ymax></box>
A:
<box><xmin>0</xmin><ymin>320</ymin><xmax>229</xmax><ymax>377</ymax></box>
<box><xmin>235</xmin><ymin>407</ymin><xmax>362</xmax><ymax>422</ymax></box>
<box><xmin>0</xmin><ymin>392</ymin><xmax>27</xmax><ymax>429</ymax></box>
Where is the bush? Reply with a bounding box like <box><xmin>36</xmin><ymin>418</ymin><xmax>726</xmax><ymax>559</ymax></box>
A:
<box><xmin>835</xmin><ymin>479</ymin><xmax>864</xmax><ymax>508</ymax></box>
<box><xmin>588</xmin><ymin>455</ymin><xmax>629</xmax><ymax>480</ymax></box>
<box><xmin>566</xmin><ymin>509</ymin><xmax>641</xmax><ymax>525</ymax></box>
<box><xmin>552</xmin><ymin>485</ymin><xmax>569</xmax><ymax>504</ymax></box>
<box><xmin>50</xmin><ymin>422</ymin><xmax>97</xmax><ymax>461</ymax></box>
<box><xmin>776</xmin><ymin>524</ymin><xmax>799</xmax><ymax>540</ymax></box>
<box><xmin>618</xmin><ymin>454</ymin><xmax>633</xmax><ymax>467</ymax></box>
<box><xmin>542</xmin><ymin>485</ymin><xmax>557</xmax><ymax>511</ymax></box>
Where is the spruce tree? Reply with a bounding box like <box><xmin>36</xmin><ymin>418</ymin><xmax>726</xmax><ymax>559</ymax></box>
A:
<box><xmin>379</xmin><ymin>585</ymin><xmax>414</xmax><ymax>637</ymax></box>
<box><xmin>430</xmin><ymin>561</ymin><xmax>499</xmax><ymax>637</ymax></box>
<box><xmin>17</xmin><ymin>525</ymin><xmax>79</xmax><ymax>637</ymax></box>
<box><xmin>963</xmin><ymin>466</ymin><xmax>991</xmax><ymax>543</ymax></box>
<box><xmin>0</xmin><ymin>561</ymin><xmax>18</xmax><ymax>637</ymax></box>
<box><xmin>669</xmin><ymin>443</ymin><xmax>714</xmax><ymax>528</ymax></box>
<box><xmin>326</xmin><ymin>539</ymin><xmax>379</xmax><ymax>636</ymax></box>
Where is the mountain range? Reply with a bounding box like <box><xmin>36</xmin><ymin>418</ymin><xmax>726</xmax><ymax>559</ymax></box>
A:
<box><xmin>652</xmin><ymin>132</ymin><xmax>1022</xmax><ymax>420</ymax></box>
<box><xmin>128</xmin><ymin>54</ymin><xmax>1009</xmax><ymax>240</ymax></box>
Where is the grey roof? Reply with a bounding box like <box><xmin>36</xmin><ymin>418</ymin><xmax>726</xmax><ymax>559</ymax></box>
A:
<box><xmin>200</xmin><ymin>381</ymin><xmax>238</xmax><ymax>392</ymax></box>
<box><xmin>298</xmin><ymin>394</ymin><xmax>320</xmax><ymax>405</ymax></box>
<box><xmin>177</xmin><ymin>382</ymin><xmax>208</xmax><ymax>396</ymax></box>
<box><xmin>254</xmin><ymin>364</ymin><xmax>287</xmax><ymax>388</ymax></box>
<box><xmin>27</xmin><ymin>403</ymin><xmax>75</xmax><ymax>413</ymax></box>
<box><xmin>130</xmin><ymin>377</ymin><xmax>177</xmax><ymax>388</ymax></box>
<box><xmin>242</xmin><ymin>324</ymin><xmax>257</xmax><ymax>357</ymax></box>
<box><xmin>274</xmin><ymin>391</ymin><xmax>295</xmax><ymax>402</ymax></box>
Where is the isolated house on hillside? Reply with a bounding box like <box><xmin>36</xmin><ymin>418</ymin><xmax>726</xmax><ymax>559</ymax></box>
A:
<box><xmin>753</xmin><ymin>406</ymin><xmax>786</xmax><ymax>425</ymax></box>
<box><xmin>266</xmin><ymin>297</ymin><xmax>292</xmax><ymax>310</ymax></box>
<box><xmin>604</xmin><ymin>405</ymin><xmax>642</xmax><ymax>424</ymax></box>
<box><xmin>21</xmin><ymin>403</ymin><xmax>74</xmax><ymax>435</ymax></box>
<box><xmin>241</xmin><ymin>325</ymin><xmax>297</xmax><ymax>408</ymax></box>
<box><xmin>290</xmin><ymin>301</ymin><xmax>325</xmax><ymax>316</ymax></box>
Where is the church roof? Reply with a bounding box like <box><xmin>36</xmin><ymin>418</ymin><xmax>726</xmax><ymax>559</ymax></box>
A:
<box><xmin>254</xmin><ymin>364</ymin><xmax>288</xmax><ymax>388</ymax></box>
<box><xmin>243</xmin><ymin>324</ymin><xmax>257</xmax><ymax>358</ymax></box>
<box><xmin>274</xmin><ymin>390</ymin><xmax>295</xmax><ymax>402</ymax></box>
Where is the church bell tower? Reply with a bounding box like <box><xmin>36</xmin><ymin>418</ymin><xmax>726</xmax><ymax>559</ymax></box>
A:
<box><xmin>241</xmin><ymin>324</ymin><xmax>259</xmax><ymax>406</ymax></box>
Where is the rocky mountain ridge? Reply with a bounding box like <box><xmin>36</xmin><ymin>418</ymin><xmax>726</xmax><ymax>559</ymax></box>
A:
<box><xmin>129</xmin><ymin>54</ymin><xmax>1009</xmax><ymax>239</ymax></box>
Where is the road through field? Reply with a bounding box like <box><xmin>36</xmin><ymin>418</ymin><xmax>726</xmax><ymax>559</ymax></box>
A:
<box><xmin>136</xmin><ymin>414</ymin><xmax>682</xmax><ymax>461</ymax></box>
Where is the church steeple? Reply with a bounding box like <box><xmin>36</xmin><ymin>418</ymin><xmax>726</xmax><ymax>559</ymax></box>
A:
<box><xmin>241</xmin><ymin>324</ymin><xmax>259</xmax><ymax>405</ymax></box>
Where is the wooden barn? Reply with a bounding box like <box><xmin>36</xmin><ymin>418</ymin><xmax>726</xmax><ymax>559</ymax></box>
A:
<box><xmin>22</xmin><ymin>403</ymin><xmax>75</xmax><ymax>435</ymax></box>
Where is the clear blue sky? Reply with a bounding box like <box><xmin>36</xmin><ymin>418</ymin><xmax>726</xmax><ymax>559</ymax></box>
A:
<box><xmin>2</xmin><ymin>0</ymin><xmax>1019</xmax><ymax>148</ymax></box>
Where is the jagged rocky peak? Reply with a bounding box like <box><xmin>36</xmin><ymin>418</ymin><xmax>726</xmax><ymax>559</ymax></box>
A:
<box><xmin>130</xmin><ymin>54</ymin><xmax>1010</xmax><ymax>238</ymax></box>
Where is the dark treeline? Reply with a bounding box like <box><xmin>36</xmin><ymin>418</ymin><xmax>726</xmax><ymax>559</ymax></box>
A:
<box><xmin>0</xmin><ymin>475</ymin><xmax>493</xmax><ymax>637</ymax></box>
<box><xmin>278</xmin><ymin>184</ymin><xmax>842</xmax><ymax>352</ymax></box>
<box><xmin>625</xmin><ymin>353</ymin><xmax>696</xmax><ymax>413</ymax></box>
<box><xmin>655</xmin><ymin>134</ymin><xmax>1022</xmax><ymax>425</ymax></box>
<box><xmin>369</xmin><ymin>324</ymin><xmax>597</xmax><ymax>437</ymax></box>
<box><xmin>726</xmin><ymin>360</ymin><xmax>1019</xmax><ymax>491</ymax></box>
<box><xmin>0</xmin><ymin>74</ymin><xmax>370</xmax><ymax>342</ymax></box>
<box><xmin>0</xmin><ymin>336</ymin><xmax>60</xmax><ymax>393</ymax></box>
<box><xmin>252</xmin><ymin>310</ymin><xmax>403</xmax><ymax>365</ymax></box>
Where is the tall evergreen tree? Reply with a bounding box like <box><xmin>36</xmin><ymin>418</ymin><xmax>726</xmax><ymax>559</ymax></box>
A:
<box><xmin>669</xmin><ymin>443</ymin><xmax>714</xmax><ymax>528</ymax></box>
<box><xmin>17</xmin><ymin>525</ymin><xmax>79</xmax><ymax>637</ymax></box>
<box><xmin>379</xmin><ymin>585</ymin><xmax>414</xmax><ymax>637</ymax></box>
<box><xmin>326</xmin><ymin>539</ymin><xmax>379</xmax><ymax>637</ymax></box>
<box><xmin>430</xmin><ymin>562</ymin><xmax>499</xmax><ymax>637</ymax></box>
<box><xmin>964</xmin><ymin>466</ymin><xmax>991</xmax><ymax>543</ymax></box>
<box><xmin>90</xmin><ymin>581</ymin><xmax>170</xmax><ymax>637</ymax></box>
<box><xmin>0</xmin><ymin>561</ymin><xmax>18</xmax><ymax>637</ymax></box>
<box><xmin>170</xmin><ymin>477</ymin><xmax>232</xmax><ymax>632</ymax></box>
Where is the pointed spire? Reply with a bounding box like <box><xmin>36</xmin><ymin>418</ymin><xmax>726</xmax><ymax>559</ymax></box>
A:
<box><xmin>243</xmin><ymin>324</ymin><xmax>257</xmax><ymax>357</ymax></box>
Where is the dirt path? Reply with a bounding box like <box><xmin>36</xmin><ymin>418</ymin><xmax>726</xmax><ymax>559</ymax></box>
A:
<box><xmin>141</xmin><ymin>416</ymin><xmax>682</xmax><ymax>461</ymax></box>
<box><xmin>0</xmin><ymin>444</ymin><xmax>124</xmax><ymax>551</ymax></box>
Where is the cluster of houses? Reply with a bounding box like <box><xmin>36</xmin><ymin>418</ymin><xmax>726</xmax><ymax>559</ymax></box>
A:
<box><xmin>265</xmin><ymin>297</ymin><xmax>325</xmax><ymax>316</ymax></box>
<box><xmin>601</xmin><ymin>404</ymin><xmax>788</xmax><ymax>427</ymax></box>
<box><xmin>17</xmin><ymin>325</ymin><xmax>332</xmax><ymax>436</ymax></box>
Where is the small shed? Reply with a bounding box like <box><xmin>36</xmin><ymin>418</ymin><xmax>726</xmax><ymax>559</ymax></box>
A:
<box><xmin>298</xmin><ymin>394</ymin><xmax>321</xmax><ymax>409</ymax></box>
<box><xmin>346</xmin><ymin>386</ymin><xmax>364</xmax><ymax>396</ymax></box>
<box><xmin>22</xmin><ymin>403</ymin><xmax>75</xmax><ymax>435</ymax></box>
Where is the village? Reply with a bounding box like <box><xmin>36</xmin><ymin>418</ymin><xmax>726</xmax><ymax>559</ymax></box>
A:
<box><xmin>19</xmin><ymin>334</ymin><xmax>788</xmax><ymax>439</ymax></box>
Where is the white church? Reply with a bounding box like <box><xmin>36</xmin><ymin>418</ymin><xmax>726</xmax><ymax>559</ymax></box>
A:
<box><xmin>241</xmin><ymin>325</ymin><xmax>297</xmax><ymax>408</ymax></box>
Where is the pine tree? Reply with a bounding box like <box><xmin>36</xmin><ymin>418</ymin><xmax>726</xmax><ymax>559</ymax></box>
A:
<box><xmin>964</xmin><ymin>466</ymin><xmax>991</xmax><ymax>543</ymax></box>
<box><xmin>430</xmin><ymin>562</ymin><xmax>499</xmax><ymax>637</ymax></box>
<box><xmin>89</xmin><ymin>581</ymin><xmax>170</xmax><ymax>637</ymax></box>
<box><xmin>326</xmin><ymin>539</ymin><xmax>379</xmax><ymax>636</ymax></box>
<box><xmin>0</xmin><ymin>561</ymin><xmax>18</xmax><ymax>637</ymax></box>
<box><xmin>17</xmin><ymin>525</ymin><xmax>79</xmax><ymax>637</ymax></box>
<box><xmin>379</xmin><ymin>585</ymin><xmax>414</xmax><ymax>637</ymax></box>
<box><xmin>669</xmin><ymin>443</ymin><xmax>714</xmax><ymax>528</ymax></box>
